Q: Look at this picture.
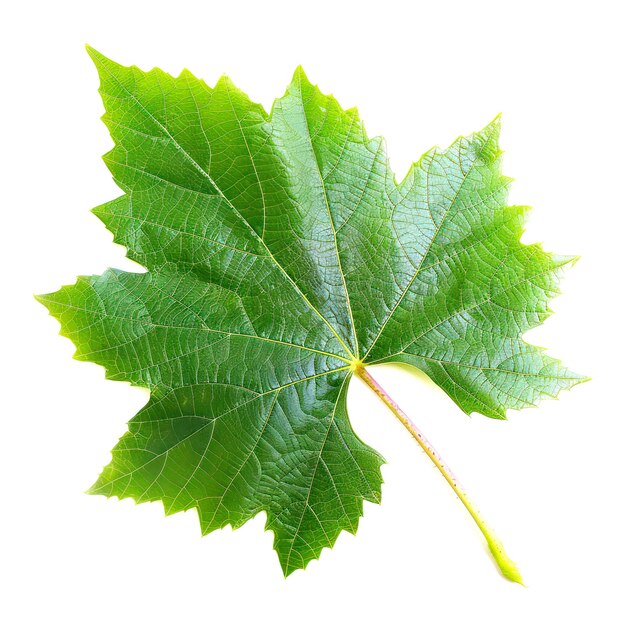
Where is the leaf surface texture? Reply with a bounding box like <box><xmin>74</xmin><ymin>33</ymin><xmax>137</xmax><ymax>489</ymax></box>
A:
<box><xmin>38</xmin><ymin>49</ymin><xmax>585</xmax><ymax>574</ymax></box>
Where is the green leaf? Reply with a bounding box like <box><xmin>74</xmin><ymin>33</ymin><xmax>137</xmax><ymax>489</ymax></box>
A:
<box><xmin>37</xmin><ymin>48</ymin><xmax>586</xmax><ymax>577</ymax></box>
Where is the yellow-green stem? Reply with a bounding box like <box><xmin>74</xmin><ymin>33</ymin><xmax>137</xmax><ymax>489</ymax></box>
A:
<box><xmin>355</xmin><ymin>365</ymin><xmax>524</xmax><ymax>585</ymax></box>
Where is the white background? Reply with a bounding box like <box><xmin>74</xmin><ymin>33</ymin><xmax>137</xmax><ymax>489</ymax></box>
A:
<box><xmin>1</xmin><ymin>0</ymin><xmax>624</xmax><ymax>623</ymax></box>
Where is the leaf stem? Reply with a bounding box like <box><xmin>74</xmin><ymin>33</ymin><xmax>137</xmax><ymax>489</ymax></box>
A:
<box><xmin>355</xmin><ymin>365</ymin><xmax>524</xmax><ymax>585</ymax></box>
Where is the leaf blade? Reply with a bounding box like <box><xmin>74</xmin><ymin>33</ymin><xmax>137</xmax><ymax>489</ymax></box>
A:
<box><xmin>37</xmin><ymin>51</ymin><xmax>586</xmax><ymax>575</ymax></box>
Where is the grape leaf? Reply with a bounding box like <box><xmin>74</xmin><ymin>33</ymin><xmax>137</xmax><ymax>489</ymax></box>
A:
<box><xmin>37</xmin><ymin>48</ymin><xmax>586</xmax><ymax>578</ymax></box>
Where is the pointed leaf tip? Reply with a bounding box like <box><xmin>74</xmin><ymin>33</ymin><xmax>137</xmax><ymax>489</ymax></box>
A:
<box><xmin>293</xmin><ymin>65</ymin><xmax>312</xmax><ymax>85</ymax></box>
<box><xmin>85</xmin><ymin>44</ymin><xmax>103</xmax><ymax>62</ymax></box>
<box><xmin>85</xmin><ymin>45</ymin><xmax>120</xmax><ymax>73</ymax></box>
